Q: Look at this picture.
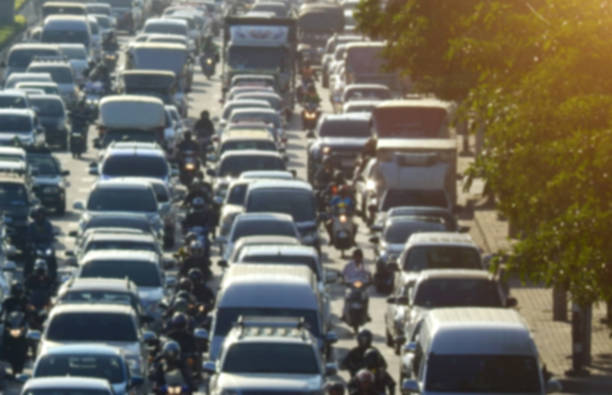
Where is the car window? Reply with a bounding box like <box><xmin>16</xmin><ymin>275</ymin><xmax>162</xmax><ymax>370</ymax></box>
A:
<box><xmin>383</xmin><ymin>219</ymin><xmax>447</xmax><ymax>244</ymax></box>
<box><xmin>27</xmin><ymin>154</ymin><xmax>60</xmax><ymax>176</ymax></box>
<box><xmin>318</xmin><ymin>119</ymin><xmax>370</xmax><ymax>138</ymax></box>
<box><xmin>246</xmin><ymin>190</ymin><xmax>316</xmax><ymax>222</ymax></box>
<box><xmin>85</xmin><ymin>240</ymin><xmax>157</xmax><ymax>254</ymax></box>
<box><xmin>231</xmin><ymin>220</ymin><xmax>296</xmax><ymax>242</ymax></box>
<box><xmin>80</xmin><ymin>260</ymin><xmax>161</xmax><ymax>287</ymax></box>
<box><xmin>413</xmin><ymin>278</ymin><xmax>502</xmax><ymax>307</ymax></box>
<box><xmin>403</xmin><ymin>246</ymin><xmax>482</xmax><ymax>272</ymax></box>
<box><xmin>223</xmin><ymin>343</ymin><xmax>319</xmax><ymax>374</ymax></box>
<box><xmin>241</xmin><ymin>255</ymin><xmax>320</xmax><ymax>280</ymax></box>
<box><xmin>46</xmin><ymin>312</ymin><xmax>138</xmax><ymax>342</ymax></box>
<box><xmin>0</xmin><ymin>115</ymin><xmax>32</xmax><ymax>132</ymax></box>
<box><xmin>226</xmin><ymin>183</ymin><xmax>247</xmax><ymax>205</ymax></box>
<box><xmin>34</xmin><ymin>354</ymin><xmax>125</xmax><ymax>384</ymax></box>
<box><xmin>86</xmin><ymin>187</ymin><xmax>157</xmax><ymax>212</ymax></box>
<box><xmin>102</xmin><ymin>156</ymin><xmax>168</xmax><ymax>179</ymax></box>
<box><xmin>219</xmin><ymin>155</ymin><xmax>285</xmax><ymax>177</ymax></box>
<box><xmin>0</xmin><ymin>183</ymin><xmax>28</xmax><ymax>207</ymax></box>
<box><xmin>0</xmin><ymin>96</ymin><xmax>27</xmax><ymax>109</ymax></box>
<box><xmin>29</xmin><ymin>98</ymin><xmax>65</xmax><ymax>116</ymax></box>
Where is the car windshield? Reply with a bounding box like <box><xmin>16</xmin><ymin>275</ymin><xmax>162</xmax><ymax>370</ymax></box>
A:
<box><xmin>0</xmin><ymin>115</ymin><xmax>31</xmax><ymax>132</ymax></box>
<box><xmin>24</xmin><ymin>391</ymin><xmax>110</xmax><ymax>395</ymax></box>
<box><xmin>144</xmin><ymin>23</ymin><xmax>187</xmax><ymax>36</ymax></box>
<box><xmin>246</xmin><ymin>190</ymin><xmax>316</xmax><ymax>222</ymax></box>
<box><xmin>0</xmin><ymin>96</ymin><xmax>27</xmax><ymax>109</ymax></box>
<box><xmin>226</xmin><ymin>183</ymin><xmax>247</xmax><ymax>205</ymax></box>
<box><xmin>383</xmin><ymin>218</ymin><xmax>447</xmax><ymax>244</ymax></box>
<box><xmin>61</xmin><ymin>47</ymin><xmax>87</xmax><ymax>60</ymax></box>
<box><xmin>84</xmin><ymin>217</ymin><xmax>151</xmax><ymax>233</ymax></box>
<box><xmin>30</xmin><ymin>67</ymin><xmax>73</xmax><ymax>84</ymax></box>
<box><xmin>219</xmin><ymin>155</ymin><xmax>285</xmax><ymax>177</ymax></box>
<box><xmin>80</xmin><ymin>260</ymin><xmax>161</xmax><ymax>287</ymax></box>
<box><xmin>86</xmin><ymin>187</ymin><xmax>157</xmax><ymax>212</ymax></box>
<box><xmin>29</xmin><ymin>98</ymin><xmax>64</xmax><ymax>116</ymax></box>
<box><xmin>0</xmin><ymin>183</ymin><xmax>28</xmax><ymax>207</ymax></box>
<box><xmin>220</xmin><ymin>140</ymin><xmax>276</xmax><ymax>154</ymax></box>
<box><xmin>35</xmin><ymin>354</ymin><xmax>125</xmax><ymax>384</ymax></box>
<box><xmin>102</xmin><ymin>156</ymin><xmax>168</xmax><ymax>178</ymax></box>
<box><xmin>61</xmin><ymin>290</ymin><xmax>135</xmax><ymax>309</ymax></box>
<box><xmin>413</xmin><ymin>278</ymin><xmax>502</xmax><ymax>307</ymax></box>
<box><xmin>374</xmin><ymin>107</ymin><xmax>448</xmax><ymax>138</ymax></box>
<box><xmin>215</xmin><ymin>307</ymin><xmax>320</xmax><ymax>336</ymax></box>
<box><xmin>42</xmin><ymin>29</ymin><xmax>89</xmax><ymax>46</ymax></box>
<box><xmin>403</xmin><ymin>246</ymin><xmax>482</xmax><ymax>272</ymax></box>
<box><xmin>46</xmin><ymin>312</ymin><xmax>137</xmax><ymax>342</ymax></box>
<box><xmin>232</xmin><ymin>220</ymin><xmax>296</xmax><ymax>242</ymax></box>
<box><xmin>381</xmin><ymin>190</ymin><xmax>448</xmax><ymax>211</ymax></box>
<box><xmin>94</xmin><ymin>16</ymin><xmax>111</xmax><ymax>29</ymax></box>
<box><xmin>86</xmin><ymin>240</ymin><xmax>157</xmax><ymax>254</ymax></box>
<box><xmin>223</xmin><ymin>343</ymin><xmax>319</xmax><ymax>374</ymax></box>
<box><xmin>318</xmin><ymin>120</ymin><xmax>370</xmax><ymax>138</ymax></box>
<box><xmin>242</xmin><ymin>255</ymin><xmax>319</xmax><ymax>280</ymax></box>
<box><xmin>346</xmin><ymin>46</ymin><xmax>386</xmax><ymax>74</ymax></box>
<box><xmin>426</xmin><ymin>354</ymin><xmax>541</xmax><ymax>393</ymax></box>
<box><xmin>8</xmin><ymin>49</ymin><xmax>60</xmax><ymax>68</ymax></box>
<box><xmin>346</xmin><ymin>88</ymin><xmax>390</xmax><ymax>101</ymax></box>
<box><xmin>228</xmin><ymin>46</ymin><xmax>288</xmax><ymax>71</ymax></box>
<box><xmin>27</xmin><ymin>154</ymin><xmax>60</xmax><ymax>176</ymax></box>
<box><xmin>131</xmin><ymin>49</ymin><xmax>187</xmax><ymax>74</ymax></box>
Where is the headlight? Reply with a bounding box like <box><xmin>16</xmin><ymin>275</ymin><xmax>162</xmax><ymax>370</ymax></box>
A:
<box><xmin>322</xmin><ymin>146</ymin><xmax>331</xmax><ymax>155</ymax></box>
<box><xmin>9</xmin><ymin>328</ymin><xmax>22</xmax><ymax>337</ymax></box>
<box><xmin>366</xmin><ymin>179</ymin><xmax>377</xmax><ymax>191</ymax></box>
<box><xmin>339</xmin><ymin>214</ymin><xmax>348</xmax><ymax>223</ymax></box>
<box><xmin>207</xmin><ymin>58</ymin><xmax>213</xmax><ymax>65</ymax></box>
<box><xmin>184</xmin><ymin>162</ymin><xmax>195</xmax><ymax>171</ymax></box>
<box><xmin>305</xmin><ymin>112</ymin><xmax>317</xmax><ymax>120</ymax></box>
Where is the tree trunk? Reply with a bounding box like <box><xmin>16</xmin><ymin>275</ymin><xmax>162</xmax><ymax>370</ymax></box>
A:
<box><xmin>552</xmin><ymin>283</ymin><xmax>567</xmax><ymax>321</ymax></box>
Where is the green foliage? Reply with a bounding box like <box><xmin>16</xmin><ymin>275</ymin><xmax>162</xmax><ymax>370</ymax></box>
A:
<box><xmin>357</xmin><ymin>0</ymin><xmax>612</xmax><ymax>303</ymax></box>
<box><xmin>0</xmin><ymin>15</ymin><xmax>27</xmax><ymax>52</ymax></box>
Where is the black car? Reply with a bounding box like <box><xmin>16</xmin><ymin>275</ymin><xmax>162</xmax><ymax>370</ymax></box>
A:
<box><xmin>307</xmin><ymin>113</ymin><xmax>371</xmax><ymax>183</ymax></box>
<box><xmin>26</xmin><ymin>145</ymin><xmax>69</xmax><ymax>214</ymax></box>
<box><xmin>0</xmin><ymin>173</ymin><xmax>38</xmax><ymax>250</ymax></box>
<box><xmin>28</xmin><ymin>94</ymin><xmax>69</xmax><ymax>149</ymax></box>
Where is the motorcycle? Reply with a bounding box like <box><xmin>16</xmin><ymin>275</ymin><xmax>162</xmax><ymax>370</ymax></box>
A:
<box><xmin>70</xmin><ymin>130</ymin><xmax>86</xmax><ymax>158</ymax></box>
<box><xmin>34</xmin><ymin>244</ymin><xmax>57</xmax><ymax>282</ymax></box>
<box><xmin>330</xmin><ymin>206</ymin><xmax>355</xmax><ymax>257</ymax></box>
<box><xmin>151</xmin><ymin>366</ymin><xmax>191</xmax><ymax>395</ymax></box>
<box><xmin>179</xmin><ymin>151</ymin><xmax>199</xmax><ymax>186</ymax></box>
<box><xmin>200</xmin><ymin>54</ymin><xmax>216</xmax><ymax>79</ymax></box>
<box><xmin>301</xmin><ymin>102</ymin><xmax>320</xmax><ymax>133</ymax></box>
<box><xmin>343</xmin><ymin>280</ymin><xmax>370</xmax><ymax>334</ymax></box>
<box><xmin>2</xmin><ymin>311</ymin><xmax>28</xmax><ymax>376</ymax></box>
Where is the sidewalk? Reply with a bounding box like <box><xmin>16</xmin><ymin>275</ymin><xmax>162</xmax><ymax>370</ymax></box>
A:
<box><xmin>465</xmin><ymin>176</ymin><xmax>612</xmax><ymax>393</ymax></box>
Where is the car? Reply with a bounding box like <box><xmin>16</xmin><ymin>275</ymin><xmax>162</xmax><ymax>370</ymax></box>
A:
<box><xmin>26</xmin><ymin>57</ymin><xmax>79</xmax><ymax>107</ymax></box>
<box><xmin>0</xmin><ymin>89</ymin><xmax>30</xmax><ymax>109</ymax></box>
<box><xmin>371</xmin><ymin>206</ymin><xmax>462</xmax><ymax>233</ymax></box>
<box><xmin>385</xmin><ymin>269</ymin><xmax>516</xmax><ymax>354</ymax></box>
<box><xmin>218</xmin><ymin>99</ymin><xmax>272</xmax><ymax>132</ymax></box>
<box><xmin>58</xmin><ymin>43</ymin><xmax>90</xmax><ymax>83</ymax></box>
<box><xmin>244</xmin><ymin>180</ymin><xmax>321</xmax><ymax>251</ymax></box>
<box><xmin>226</xmin><ymin>85</ymin><xmax>275</xmax><ymax>102</ymax></box>
<box><xmin>16</xmin><ymin>88</ymin><xmax>46</xmax><ymax>96</ymax></box>
<box><xmin>0</xmin><ymin>146</ymin><xmax>26</xmax><ymax>163</ymax></box>
<box><xmin>342</xmin><ymin>99</ymin><xmax>380</xmax><ymax>114</ymax></box>
<box><xmin>30</xmin><ymin>344</ymin><xmax>144</xmax><ymax>395</ymax></box>
<box><xmin>341</xmin><ymin>83</ymin><xmax>392</xmax><ymax>104</ymax></box>
<box><xmin>70</xmin><ymin>213</ymin><xmax>162</xmax><ymax>245</ymax></box>
<box><xmin>13</xmin><ymin>81</ymin><xmax>61</xmax><ymax>95</ymax></box>
<box><xmin>0</xmin><ymin>108</ymin><xmax>44</xmax><ymax>146</ymax></box>
<box><xmin>74</xmin><ymin>250</ymin><xmax>169</xmax><ymax>322</ymax></box>
<box><xmin>91</xmin><ymin>14</ymin><xmax>115</xmax><ymax>39</ymax></box>
<box><xmin>27</xmin><ymin>94</ymin><xmax>70</xmax><ymax>148</ymax></box>
<box><xmin>19</xmin><ymin>376</ymin><xmax>115</xmax><ymax>395</ymax></box>
<box><xmin>368</xmin><ymin>188</ymin><xmax>453</xmax><ymax>226</ymax></box>
<box><xmin>227</xmin><ymin>108</ymin><xmax>285</xmax><ymax>142</ymax></box>
<box><xmin>215</xmin><ymin>129</ymin><xmax>279</xmax><ymax>159</ymax></box>
<box><xmin>307</xmin><ymin>112</ymin><xmax>371</xmax><ymax>182</ymax></box>
<box><xmin>205</xmin><ymin>317</ymin><xmax>337</xmax><ymax>394</ymax></box>
<box><xmin>4</xmin><ymin>72</ymin><xmax>53</xmax><ymax>90</ymax></box>
<box><xmin>2</xmin><ymin>43</ymin><xmax>62</xmax><ymax>82</ymax></box>
<box><xmin>73</xmin><ymin>178</ymin><xmax>164</xmax><ymax>240</ymax></box>
<box><xmin>353</xmin><ymin>157</ymin><xmax>377</xmax><ymax>218</ymax></box>
<box><xmin>321</xmin><ymin>34</ymin><xmax>362</xmax><ymax>87</ymax></box>
<box><xmin>0</xmin><ymin>172</ymin><xmax>38</xmax><ymax>250</ymax></box>
<box><xmin>225</xmin><ymin>235</ymin><xmax>302</xmax><ymax>264</ymax></box>
<box><xmin>65</xmin><ymin>231</ymin><xmax>162</xmax><ymax>264</ymax></box>
<box><xmin>86</xmin><ymin>15</ymin><xmax>103</xmax><ymax>59</ymax></box>
<box><xmin>399</xmin><ymin>308</ymin><xmax>562</xmax><ymax>394</ymax></box>
<box><xmin>25</xmin><ymin>144</ymin><xmax>70</xmax><ymax>214</ymax></box>
<box><xmin>229</xmin><ymin>74</ymin><xmax>278</xmax><ymax>91</ymax></box>
<box><xmin>164</xmin><ymin>104</ymin><xmax>183</xmax><ymax>147</ymax></box>
<box><xmin>29</xmin><ymin>304</ymin><xmax>156</xmax><ymax>379</ymax></box>
<box><xmin>221</xmin><ymin>212</ymin><xmax>300</xmax><ymax>262</ymax></box>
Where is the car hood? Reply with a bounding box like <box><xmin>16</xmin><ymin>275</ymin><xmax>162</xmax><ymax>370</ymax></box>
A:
<box><xmin>220</xmin><ymin>204</ymin><xmax>244</xmax><ymax>222</ymax></box>
<box><xmin>317</xmin><ymin>136</ymin><xmax>370</xmax><ymax>148</ymax></box>
<box><xmin>216</xmin><ymin>372</ymin><xmax>323</xmax><ymax>392</ymax></box>
<box><xmin>39</xmin><ymin>116</ymin><xmax>63</xmax><ymax>127</ymax></box>
<box><xmin>381</xmin><ymin>243</ymin><xmax>405</xmax><ymax>256</ymax></box>
<box><xmin>0</xmin><ymin>133</ymin><xmax>32</xmax><ymax>143</ymax></box>
<box><xmin>40</xmin><ymin>339</ymin><xmax>141</xmax><ymax>359</ymax></box>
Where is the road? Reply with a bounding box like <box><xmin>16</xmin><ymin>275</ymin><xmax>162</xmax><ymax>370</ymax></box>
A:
<box><xmin>4</xmin><ymin>32</ymin><xmax>478</xmax><ymax>394</ymax></box>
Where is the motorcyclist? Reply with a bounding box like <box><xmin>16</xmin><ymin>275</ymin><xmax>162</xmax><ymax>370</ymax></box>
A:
<box><xmin>1</xmin><ymin>281</ymin><xmax>28</xmax><ymax>317</ymax></box>
<box><xmin>179</xmin><ymin>240</ymin><xmax>211</xmax><ymax>278</ymax></box>
<box><xmin>341</xmin><ymin>329</ymin><xmax>382</xmax><ymax>376</ymax></box>
<box><xmin>165</xmin><ymin>312</ymin><xmax>197</xmax><ymax>356</ymax></box>
<box><xmin>25</xmin><ymin>207</ymin><xmax>56</xmax><ymax>279</ymax></box>
<box><xmin>193</xmin><ymin>110</ymin><xmax>215</xmax><ymax>145</ymax></box>
<box><xmin>182</xmin><ymin>197</ymin><xmax>212</xmax><ymax>236</ymax></box>
<box><xmin>363</xmin><ymin>348</ymin><xmax>395</xmax><ymax>394</ymax></box>
<box><xmin>202</xmin><ymin>35</ymin><xmax>219</xmax><ymax>62</ymax></box>
<box><xmin>149</xmin><ymin>340</ymin><xmax>194</xmax><ymax>392</ymax></box>
<box><xmin>342</xmin><ymin>249</ymin><xmax>371</xmax><ymax>284</ymax></box>
<box><xmin>314</xmin><ymin>156</ymin><xmax>335</xmax><ymax>191</ymax></box>
<box><xmin>182</xmin><ymin>179</ymin><xmax>213</xmax><ymax>207</ymax></box>
<box><xmin>303</xmin><ymin>83</ymin><xmax>321</xmax><ymax>107</ymax></box>
<box><xmin>347</xmin><ymin>369</ymin><xmax>379</xmax><ymax>395</ymax></box>
<box><xmin>177</xmin><ymin>130</ymin><xmax>201</xmax><ymax>157</ymax></box>
<box><xmin>326</xmin><ymin>382</ymin><xmax>345</xmax><ymax>395</ymax></box>
<box><xmin>355</xmin><ymin>137</ymin><xmax>377</xmax><ymax>175</ymax></box>
<box><xmin>326</xmin><ymin>184</ymin><xmax>357</xmax><ymax>241</ymax></box>
<box><xmin>188</xmin><ymin>268</ymin><xmax>215</xmax><ymax>310</ymax></box>
<box><xmin>102</xmin><ymin>31</ymin><xmax>119</xmax><ymax>52</ymax></box>
<box><xmin>25</xmin><ymin>259</ymin><xmax>54</xmax><ymax>299</ymax></box>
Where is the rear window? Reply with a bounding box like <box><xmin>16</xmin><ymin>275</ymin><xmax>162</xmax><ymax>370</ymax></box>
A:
<box><xmin>8</xmin><ymin>48</ymin><xmax>60</xmax><ymax>68</ymax></box>
<box><xmin>220</xmin><ymin>140</ymin><xmax>276</xmax><ymax>154</ymax></box>
<box><xmin>374</xmin><ymin>107</ymin><xmax>448</xmax><ymax>139</ymax></box>
<box><xmin>144</xmin><ymin>22</ymin><xmax>187</xmax><ymax>36</ymax></box>
<box><xmin>318</xmin><ymin>119</ymin><xmax>371</xmax><ymax>138</ymax></box>
<box><xmin>246</xmin><ymin>189</ymin><xmax>316</xmax><ymax>222</ymax></box>
<box><xmin>46</xmin><ymin>312</ymin><xmax>137</xmax><ymax>342</ymax></box>
<box><xmin>232</xmin><ymin>220</ymin><xmax>296</xmax><ymax>242</ymax></box>
<box><xmin>86</xmin><ymin>187</ymin><xmax>157</xmax><ymax>212</ymax></box>
<box><xmin>383</xmin><ymin>218</ymin><xmax>447</xmax><ymax>244</ymax></box>
<box><xmin>29</xmin><ymin>98</ymin><xmax>64</xmax><ymax>116</ymax></box>
<box><xmin>35</xmin><ymin>354</ymin><xmax>125</xmax><ymax>384</ymax></box>
<box><xmin>80</xmin><ymin>260</ymin><xmax>161</xmax><ymax>287</ymax></box>
<box><xmin>0</xmin><ymin>115</ymin><xmax>32</xmax><ymax>132</ymax></box>
<box><xmin>403</xmin><ymin>246</ymin><xmax>482</xmax><ymax>272</ymax></box>
<box><xmin>0</xmin><ymin>95</ymin><xmax>27</xmax><ymax>109</ymax></box>
<box><xmin>28</xmin><ymin>66</ymin><xmax>73</xmax><ymax>84</ymax></box>
<box><xmin>42</xmin><ymin>29</ymin><xmax>89</xmax><ymax>47</ymax></box>
<box><xmin>413</xmin><ymin>278</ymin><xmax>502</xmax><ymax>307</ymax></box>
<box><xmin>223</xmin><ymin>343</ymin><xmax>319</xmax><ymax>374</ymax></box>
<box><xmin>102</xmin><ymin>155</ymin><xmax>168</xmax><ymax>179</ymax></box>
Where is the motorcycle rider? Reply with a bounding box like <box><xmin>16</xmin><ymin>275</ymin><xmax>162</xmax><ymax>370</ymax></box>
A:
<box><xmin>177</xmin><ymin>130</ymin><xmax>201</xmax><ymax>157</ymax></box>
<box><xmin>165</xmin><ymin>312</ymin><xmax>197</xmax><ymax>356</ymax></box>
<box><xmin>202</xmin><ymin>35</ymin><xmax>219</xmax><ymax>63</ymax></box>
<box><xmin>102</xmin><ymin>31</ymin><xmax>119</xmax><ymax>52</ymax></box>
<box><xmin>314</xmin><ymin>156</ymin><xmax>335</xmax><ymax>191</ymax></box>
<box><xmin>194</xmin><ymin>110</ymin><xmax>215</xmax><ymax>151</ymax></box>
<box><xmin>326</xmin><ymin>184</ymin><xmax>357</xmax><ymax>242</ymax></box>
<box><xmin>326</xmin><ymin>382</ymin><xmax>345</xmax><ymax>395</ymax></box>
<box><xmin>347</xmin><ymin>369</ymin><xmax>379</xmax><ymax>395</ymax></box>
<box><xmin>188</xmin><ymin>268</ymin><xmax>215</xmax><ymax>310</ymax></box>
<box><xmin>179</xmin><ymin>240</ymin><xmax>211</xmax><ymax>278</ymax></box>
<box><xmin>149</xmin><ymin>340</ymin><xmax>194</xmax><ymax>392</ymax></box>
<box><xmin>25</xmin><ymin>207</ymin><xmax>56</xmax><ymax>279</ymax></box>
<box><xmin>303</xmin><ymin>83</ymin><xmax>321</xmax><ymax>107</ymax></box>
<box><xmin>182</xmin><ymin>197</ymin><xmax>213</xmax><ymax>247</ymax></box>
<box><xmin>2</xmin><ymin>281</ymin><xmax>28</xmax><ymax>316</ymax></box>
<box><xmin>25</xmin><ymin>259</ymin><xmax>54</xmax><ymax>297</ymax></box>
<box><xmin>182</xmin><ymin>178</ymin><xmax>213</xmax><ymax>207</ymax></box>
<box><xmin>341</xmin><ymin>329</ymin><xmax>387</xmax><ymax>376</ymax></box>
<box><xmin>342</xmin><ymin>249</ymin><xmax>372</xmax><ymax>322</ymax></box>
<box><xmin>363</xmin><ymin>348</ymin><xmax>395</xmax><ymax>394</ymax></box>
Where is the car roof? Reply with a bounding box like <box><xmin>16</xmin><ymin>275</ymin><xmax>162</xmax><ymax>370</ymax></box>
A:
<box><xmin>344</xmin><ymin>83</ymin><xmax>391</xmax><ymax>90</ymax></box>
<box><xmin>105</xmin><ymin>146</ymin><xmax>166</xmax><ymax>157</ymax></box>
<box><xmin>375</xmin><ymin>98</ymin><xmax>450</xmax><ymax>110</ymax></box>
<box><xmin>234</xmin><ymin>212</ymin><xmax>294</xmax><ymax>223</ymax></box>
<box><xmin>27</xmin><ymin>93</ymin><xmax>64</xmax><ymax>102</ymax></box>
<box><xmin>146</xmin><ymin>17</ymin><xmax>188</xmax><ymax>26</ymax></box>
<box><xmin>81</xmin><ymin>249</ymin><xmax>159</xmax><ymax>263</ymax></box>
<box><xmin>234</xmin><ymin>91</ymin><xmax>281</xmax><ymax>99</ymax></box>
<box><xmin>0</xmin><ymin>108</ymin><xmax>35</xmax><ymax>117</ymax></box>
<box><xmin>247</xmin><ymin>179</ymin><xmax>312</xmax><ymax>192</ymax></box>
<box><xmin>0</xmin><ymin>146</ymin><xmax>26</xmax><ymax>155</ymax></box>
<box><xmin>239</xmin><ymin>170</ymin><xmax>293</xmax><ymax>179</ymax></box>
<box><xmin>86</xmin><ymin>232</ymin><xmax>156</xmax><ymax>244</ymax></box>
<box><xmin>0</xmin><ymin>89</ymin><xmax>28</xmax><ymax>97</ymax></box>
<box><xmin>65</xmin><ymin>277</ymin><xmax>139</xmax><ymax>293</ymax></box>
<box><xmin>221</xmin><ymin>129</ymin><xmax>274</xmax><ymax>141</ymax></box>
<box><xmin>49</xmin><ymin>303</ymin><xmax>135</xmax><ymax>316</ymax></box>
<box><xmin>233</xmin><ymin>235</ymin><xmax>301</xmax><ymax>247</ymax></box>
<box><xmin>406</xmin><ymin>232</ymin><xmax>477</xmax><ymax>248</ymax></box>
<box><xmin>219</xmin><ymin>149</ymin><xmax>282</xmax><ymax>160</ymax></box>
<box><xmin>230</xmin><ymin>107</ymin><xmax>279</xmax><ymax>116</ymax></box>
<box><xmin>416</xmin><ymin>269</ymin><xmax>494</xmax><ymax>282</ymax></box>
<box><xmin>240</xmin><ymin>244</ymin><xmax>318</xmax><ymax>258</ymax></box>
<box><xmin>39</xmin><ymin>343</ymin><xmax>124</xmax><ymax>357</ymax></box>
<box><xmin>320</xmin><ymin>112</ymin><xmax>371</xmax><ymax>122</ymax></box>
<box><xmin>23</xmin><ymin>377</ymin><xmax>113</xmax><ymax>391</ymax></box>
<box><xmin>92</xmin><ymin>178</ymin><xmax>155</xmax><ymax>189</ymax></box>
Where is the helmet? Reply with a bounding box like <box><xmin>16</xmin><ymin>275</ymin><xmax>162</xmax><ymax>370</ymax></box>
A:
<box><xmin>187</xmin><ymin>268</ymin><xmax>204</xmax><ymax>284</ymax></box>
<box><xmin>34</xmin><ymin>259</ymin><xmax>48</xmax><ymax>275</ymax></box>
<box><xmin>31</xmin><ymin>207</ymin><xmax>46</xmax><ymax>221</ymax></box>
<box><xmin>326</xmin><ymin>382</ymin><xmax>344</xmax><ymax>395</ymax></box>
<box><xmin>172</xmin><ymin>297</ymin><xmax>189</xmax><ymax>314</ymax></box>
<box><xmin>184</xmin><ymin>130</ymin><xmax>193</xmax><ymax>140</ymax></box>
<box><xmin>191</xmin><ymin>197</ymin><xmax>206</xmax><ymax>211</ymax></box>
<box><xmin>355</xmin><ymin>369</ymin><xmax>374</xmax><ymax>385</ymax></box>
<box><xmin>363</xmin><ymin>348</ymin><xmax>382</xmax><ymax>370</ymax></box>
<box><xmin>178</xmin><ymin>277</ymin><xmax>193</xmax><ymax>293</ymax></box>
<box><xmin>352</xmin><ymin>248</ymin><xmax>364</xmax><ymax>261</ymax></box>
<box><xmin>323</xmin><ymin>156</ymin><xmax>333</xmax><ymax>168</ymax></box>
<box><xmin>190</xmin><ymin>240</ymin><xmax>204</xmax><ymax>257</ymax></box>
<box><xmin>161</xmin><ymin>340</ymin><xmax>181</xmax><ymax>362</ymax></box>
<box><xmin>170</xmin><ymin>312</ymin><xmax>188</xmax><ymax>331</ymax></box>
<box><xmin>357</xmin><ymin>329</ymin><xmax>372</xmax><ymax>348</ymax></box>
<box><xmin>200</xmin><ymin>110</ymin><xmax>209</xmax><ymax>119</ymax></box>
<box><xmin>10</xmin><ymin>280</ymin><xmax>23</xmax><ymax>297</ymax></box>
<box><xmin>333</xmin><ymin>170</ymin><xmax>345</xmax><ymax>185</ymax></box>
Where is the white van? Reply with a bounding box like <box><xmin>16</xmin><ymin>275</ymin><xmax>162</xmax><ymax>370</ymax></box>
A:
<box><xmin>400</xmin><ymin>307</ymin><xmax>562</xmax><ymax>394</ymax></box>
<box><xmin>41</xmin><ymin>15</ymin><xmax>92</xmax><ymax>54</ymax></box>
<box><xmin>4</xmin><ymin>72</ymin><xmax>53</xmax><ymax>90</ymax></box>
<box><xmin>2</xmin><ymin>43</ymin><xmax>61</xmax><ymax>82</ymax></box>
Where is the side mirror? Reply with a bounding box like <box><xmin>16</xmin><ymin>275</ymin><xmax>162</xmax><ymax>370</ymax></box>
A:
<box><xmin>73</xmin><ymin>201</ymin><xmax>85</xmax><ymax>211</ymax></box>
<box><xmin>194</xmin><ymin>327</ymin><xmax>209</xmax><ymax>340</ymax></box>
<box><xmin>506</xmin><ymin>297</ymin><xmax>518</xmax><ymax>308</ymax></box>
<box><xmin>325</xmin><ymin>362</ymin><xmax>338</xmax><ymax>376</ymax></box>
<box><xmin>61</xmin><ymin>170</ymin><xmax>70</xmax><ymax>176</ymax></box>
<box><xmin>369</xmin><ymin>236</ymin><xmax>379</xmax><ymax>244</ymax></box>
<box><xmin>202</xmin><ymin>360</ymin><xmax>216</xmax><ymax>374</ymax></box>
<box><xmin>325</xmin><ymin>331</ymin><xmax>338</xmax><ymax>344</ymax></box>
<box><xmin>546</xmin><ymin>378</ymin><xmax>562</xmax><ymax>393</ymax></box>
<box><xmin>3</xmin><ymin>260</ymin><xmax>17</xmax><ymax>272</ymax></box>
<box><xmin>217</xmin><ymin>259</ymin><xmax>228</xmax><ymax>268</ymax></box>
<box><xmin>142</xmin><ymin>330</ymin><xmax>157</xmax><ymax>344</ymax></box>
<box><xmin>402</xmin><ymin>379</ymin><xmax>420</xmax><ymax>393</ymax></box>
<box><xmin>27</xmin><ymin>329</ymin><xmax>42</xmax><ymax>342</ymax></box>
<box><xmin>129</xmin><ymin>376</ymin><xmax>144</xmax><ymax>389</ymax></box>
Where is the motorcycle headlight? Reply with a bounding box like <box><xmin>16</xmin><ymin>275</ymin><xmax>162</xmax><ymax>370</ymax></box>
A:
<box><xmin>322</xmin><ymin>146</ymin><xmax>331</xmax><ymax>155</ymax></box>
<box><xmin>9</xmin><ymin>328</ymin><xmax>22</xmax><ymax>337</ymax></box>
<box><xmin>305</xmin><ymin>112</ymin><xmax>317</xmax><ymax>120</ymax></box>
<box><xmin>366</xmin><ymin>179</ymin><xmax>377</xmax><ymax>191</ymax></box>
<box><xmin>167</xmin><ymin>387</ymin><xmax>183</xmax><ymax>395</ymax></box>
<box><xmin>339</xmin><ymin>214</ymin><xmax>348</xmax><ymax>223</ymax></box>
<box><xmin>185</xmin><ymin>162</ymin><xmax>195</xmax><ymax>171</ymax></box>
<box><xmin>206</xmin><ymin>58</ymin><xmax>213</xmax><ymax>65</ymax></box>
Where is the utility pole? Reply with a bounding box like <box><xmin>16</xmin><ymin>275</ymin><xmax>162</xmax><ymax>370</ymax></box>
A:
<box><xmin>566</xmin><ymin>302</ymin><xmax>592</xmax><ymax>377</ymax></box>
<box><xmin>0</xmin><ymin>0</ymin><xmax>15</xmax><ymax>25</ymax></box>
